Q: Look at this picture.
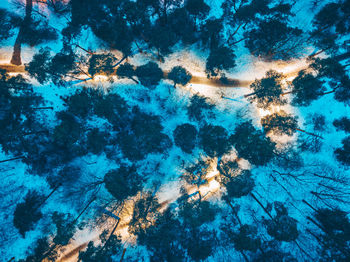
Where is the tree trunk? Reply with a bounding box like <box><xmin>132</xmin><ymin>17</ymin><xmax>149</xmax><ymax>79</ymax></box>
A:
<box><xmin>40</xmin><ymin>183</ymin><xmax>62</xmax><ymax>206</ymax></box>
<box><xmin>227</xmin><ymin>200</ymin><xmax>242</xmax><ymax>226</ymax></box>
<box><xmin>295</xmin><ymin>128</ymin><xmax>324</xmax><ymax>139</ymax></box>
<box><xmin>240</xmin><ymin>251</ymin><xmax>249</xmax><ymax>262</ymax></box>
<box><xmin>0</xmin><ymin>156</ymin><xmax>25</xmax><ymax>163</ymax></box>
<box><xmin>32</xmin><ymin>106</ymin><xmax>54</xmax><ymax>110</ymax></box>
<box><xmin>75</xmin><ymin>44</ymin><xmax>94</xmax><ymax>55</ymax></box>
<box><xmin>72</xmin><ymin>196</ymin><xmax>96</xmax><ymax>224</ymax></box>
<box><xmin>302</xmin><ymin>199</ymin><xmax>317</xmax><ymax>212</ymax></box>
<box><xmin>129</xmin><ymin>77</ymin><xmax>139</xmax><ymax>84</ymax></box>
<box><xmin>250</xmin><ymin>193</ymin><xmax>273</xmax><ymax>219</ymax></box>
<box><xmin>100</xmin><ymin>218</ymin><xmax>121</xmax><ymax>252</ymax></box>
<box><xmin>113</xmin><ymin>55</ymin><xmax>128</xmax><ymax>68</ymax></box>
<box><xmin>120</xmin><ymin>248</ymin><xmax>127</xmax><ymax>262</ymax></box>
<box><xmin>11</xmin><ymin>0</ymin><xmax>33</xmax><ymax>65</ymax></box>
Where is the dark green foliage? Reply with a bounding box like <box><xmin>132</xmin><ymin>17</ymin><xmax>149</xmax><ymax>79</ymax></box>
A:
<box><xmin>78</xmin><ymin>230</ymin><xmax>122</xmax><ymax>262</ymax></box>
<box><xmin>187</xmin><ymin>94</ymin><xmax>214</xmax><ymax>121</ymax></box>
<box><xmin>334</xmin><ymin>136</ymin><xmax>350</xmax><ymax>165</ymax></box>
<box><xmin>104</xmin><ymin>165</ymin><xmax>143</xmax><ymax>201</ymax></box>
<box><xmin>265</xmin><ymin>202</ymin><xmax>299</xmax><ymax>242</ymax></box>
<box><xmin>93</xmin><ymin>93</ymin><xmax>129</xmax><ymax>124</ymax></box>
<box><xmin>223</xmin><ymin>224</ymin><xmax>261</xmax><ymax>252</ymax></box>
<box><xmin>64</xmin><ymin>89</ymin><xmax>98</xmax><ymax>118</ymax></box>
<box><xmin>206</xmin><ymin>45</ymin><xmax>236</xmax><ymax>77</ymax></box>
<box><xmin>314</xmin><ymin>208</ymin><xmax>350</xmax><ymax>261</ymax></box>
<box><xmin>25</xmin><ymin>48</ymin><xmax>52</xmax><ymax>84</ymax></box>
<box><xmin>168</xmin><ymin>66</ymin><xmax>192</xmax><ymax>87</ymax></box>
<box><xmin>178</xmin><ymin>199</ymin><xmax>217</xmax><ymax>261</ymax></box>
<box><xmin>88</xmin><ymin>53</ymin><xmax>117</xmax><ymax>77</ymax></box>
<box><xmin>117</xmin><ymin>107</ymin><xmax>172</xmax><ymax>160</ymax></box>
<box><xmin>184</xmin><ymin>229</ymin><xmax>215</xmax><ymax>261</ymax></box>
<box><xmin>248</xmin><ymin>70</ymin><xmax>286</xmax><ymax>109</ymax></box>
<box><xmin>199</xmin><ymin>18</ymin><xmax>224</xmax><ymax>49</ymax></box>
<box><xmin>21</xmin><ymin>19</ymin><xmax>58</xmax><ymax>46</ymax></box>
<box><xmin>25</xmin><ymin>48</ymin><xmax>76</xmax><ymax>85</ymax></box>
<box><xmin>135</xmin><ymin>62</ymin><xmax>163</xmax><ymax>88</ymax></box>
<box><xmin>0</xmin><ymin>8</ymin><xmax>15</xmax><ymax>42</ymax></box>
<box><xmin>116</xmin><ymin>62</ymin><xmax>138</xmax><ymax>83</ymax></box>
<box><xmin>46</xmin><ymin>165</ymin><xmax>81</xmax><ymax>190</ymax></box>
<box><xmin>52</xmin><ymin>212</ymin><xmax>76</xmax><ymax>246</ymax></box>
<box><xmin>168</xmin><ymin>8</ymin><xmax>197</xmax><ymax>45</ymax></box>
<box><xmin>185</xmin><ymin>0</ymin><xmax>210</xmax><ymax>18</ymax></box>
<box><xmin>136</xmin><ymin>207</ymin><xmax>185</xmax><ymax>262</ymax></box>
<box><xmin>86</xmin><ymin>128</ymin><xmax>108</xmax><ymax>155</ymax></box>
<box><xmin>230</xmin><ymin>121</ymin><xmax>275</xmax><ymax>166</ymax></box>
<box><xmin>311</xmin><ymin>0</ymin><xmax>350</xmax><ymax>55</ymax></box>
<box><xmin>261</xmin><ymin>111</ymin><xmax>298</xmax><ymax>136</ymax></box>
<box><xmin>128</xmin><ymin>193</ymin><xmax>160</xmax><ymax>238</ymax></box>
<box><xmin>173</xmin><ymin>123</ymin><xmax>198</xmax><ymax>153</ymax></box>
<box><xmin>20</xmin><ymin>237</ymin><xmax>57</xmax><ymax>262</ymax></box>
<box><xmin>179</xmin><ymin>200</ymin><xmax>217</xmax><ymax>228</ymax></box>
<box><xmin>146</xmin><ymin>23</ymin><xmax>178</xmax><ymax>56</ymax></box>
<box><xmin>13</xmin><ymin>191</ymin><xmax>44</xmax><ymax>236</ymax></box>
<box><xmin>244</xmin><ymin>18</ymin><xmax>302</xmax><ymax>60</ymax></box>
<box><xmin>333</xmin><ymin>117</ymin><xmax>350</xmax><ymax>133</ymax></box>
<box><xmin>252</xmin><ymin>240</ymin><xmax>297</xmax><ymax>262</ymax></box>
<box><xmin>199</xmin><ymin>124</ymin><xmax>230</xmax><ymax>157</ymax></box>
<box><xmin>49</xmin><ymin>50</ymin><xmax>76</xmax><ymax>84</ymax></box>
<box><xmin>290</xmin><ymin>70</ymin><xmax>325</xmax><ymax>106</ymax></box>
<box><xmin>0</xmin><ymin>70</ymin><xmax>44</xmax><ymax>155</ymax></box>
<box><xmin>53</xmin><ymin>112</ymin><xmax>81</xmax><ymax>149</ymax></box>
<box><xmin>225</xmin><ymin>170</ymin><xmax>255</xmax><ymax>199</ymax></box>
<box><xmin>310</xmin><ymin>57</ymin><xmax>350</xmax><ymax>104</ymax></box>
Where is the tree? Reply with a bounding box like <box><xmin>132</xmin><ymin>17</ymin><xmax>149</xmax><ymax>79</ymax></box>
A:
<box><xmin>117</xmin><ymin>107</ymin><xmax>172</xmax><ymax>160</ymax></box>
<box><xmin>225</xmin><ymin>170</ymin><xmax>255</xmax><ymax>199</ymax></box>
<box><xmin>128</xmin><ymin>193</ymin><xmax>160</xmax><ymax>239</ymax></box>
<box><xmin>187</xmin><ymin>94</ymin><xmax>214</xmax><ymax>121</ymax></box>
<box><xmin>64</xmin><ymin>89</ymin><xmax>98</xmax><ymax>119</ymax></box>
<box><xmin>135</xmin><ymin>62</ymin><xmax>164</xmax><ymax>88</ymax></box>
<box><xmin>51</xmin><ymin>212</ymin><xmax>76</xmax><ymax>246</ymax></box>
<box><xmin>334</xmin><ymin>136</ymin><xmax>350</xmax><ymax>165</ymax></box>
<box><xmin>252</xmin><ymin>240</ymin><xmax>297</xmax><ymax>262</ymax></box>
<box><xmin>185</xmin><ymin>0</ymin><xmax>210</xmax><ymax>23</ymax></box>
<box><xmin>25</xmin><ymin>47</ymin><xmax>77</xmax><ymax>85</ymax></box>
<box><xmin>104</xmin><ymin>165</ymin><xmax>143</xmax><ymax>201</ymax></box>
<box><xmin>135</xmin><ymin>207</ymin><xmax>185</xmax><ymax>261</ymax></box>
<box><xmin>247</xmin><ymin>70</ymin><xmax>286</xmax><ymax>109</ymax></box>
<box><xmin>86</xmin><ymin>128</ymin><xmax>109</xmax><ymax>155</ymax></box>
<box><xmin>78</xmin><ymin>230</ymin><xmax>122</xmax><ymax>262</ymax></box>
<box><xmin>13</xmin><ymin>191</ymin><xmax>44</xmax><ymax>236</ymax></box>
<box><xmin>313</xmin><ymin>208</ymin><xmax>350</xmax><ymax>261</ymax></box>
<box><xmin>116</xmin><ymin>62</ymin><xmax>138</xmax><ymax>84</ymax></box>
<box><xmin>88</xmin><ymin>53</ymin><xmax>117</xmax><ymax>78</ymax></box>
<box><xmin>0</xmin><ymin>8</ymin><xmax>15</xmax><ymax>42</ymax></box>
<box><xmin>11</xmin><ymin>0</ymin><xmax>58</xmax><ymax>65</ymax></box>
<box><xmin>289</xmin><ymin>70</ymin><xmax>325</xmax><ymax>106</ymax></box>
<box><xmin>311</xmin><ymin>0</ymin><xmax>350</xmax><ymax>57</ymax></box>
<box><xmin>173</xmin><ymin>123</ymin><xmax>198</xmax><ymax>153</ymax></box>
<box><xmin>244</xmin><ymin>18</ymin><xmax>303</xmax><ymax>60</ymax></box>
<box><xmin>206</xmin><ymin>45</ymin><xmax>236</xmax><ymax>77</ymax></box>
<box><xmin>309</xmin><ymin>57</ymin><xmax>350</xmax><ymax>104</ymax></box>
<box><xmin>199</xmin><ymin>18</ymin><xmax>224</xmax><ymax>49</ymax></box>
<box><xmin>199</xmin><ymin>124</ymin><xmax>230</xmax><ymax>157</ymax></box>
<box><xmin>168</xmin><ymin>66</ymin><xmax>192</xmax><ymax>87</ymax></box>
<box><xmin>333</xmin><ymin>117</ymin><xmax>350</xmax><ymax>133</ymax></box>
<box><xmin>230</xmin><ymin>121</ymin><xmax>275</xmax><ymax>166</ymax></box>
<box><xmin>261</xmin><ymin>111</ymin><xmax>298</xmax><ymax>136</ymax></box>
<box><xmin>25</xmin><ymin>47</ymin><xmax>51</xmax><ymax>84</ymax></box>
<box><xmin>232</xmin><ymin>224</ymin><xmax>261</xmax><ymax>252</ymax></box>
